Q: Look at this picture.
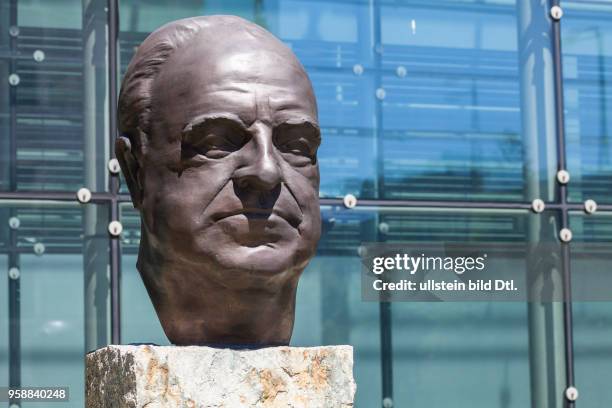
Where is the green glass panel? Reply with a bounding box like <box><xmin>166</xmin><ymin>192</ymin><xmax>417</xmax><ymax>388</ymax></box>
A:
<box><xmin>379</xmin><ymin>208</ymin><xmax>564</xmax><ymax>408</ymax></box>
<box><xmin>0</xmin><ymin>254</ymin><xmax>7</xmax><ymax>389</ymax></box>
<box><xmin>570</xmin><ymin>212</ymin><xmax>612</xmax><ymax>407</ymax></box>
<box><xmin>0</xmin><ymin>201</ymin><xmax>109</xmax><ymax>408</ymax></box>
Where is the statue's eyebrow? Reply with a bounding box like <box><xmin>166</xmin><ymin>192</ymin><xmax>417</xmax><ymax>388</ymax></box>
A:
<box><xmin>276</xmin><ymin>118</ymin><xmax>321</xmax><ymax>139</ymax></box>
<box><xmin>182</xmin><ymin>113</ymin><xmax>248</xmax><ymax>134</ymax></box>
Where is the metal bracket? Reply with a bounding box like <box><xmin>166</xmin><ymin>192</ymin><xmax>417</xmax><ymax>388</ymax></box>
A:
<box><xmin>343</xmin><ymin>194</ymin><xmax>357</xmax><ymax>209</ymax></box>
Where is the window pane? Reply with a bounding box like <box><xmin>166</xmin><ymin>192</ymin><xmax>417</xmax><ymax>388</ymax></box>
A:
<box><xmin>377</xmin><ymin>1</ymin><xmax>558</xmax><ymax>201</ymax></box>
<box><xmin>0</xmin><ymin>201</ymin><xmax>109</xmax><ymax>408</ymax></box>
<box><xmin>118</xmin><ymin>0</ymin><xmax>558</xmax><ymax>201</ymax></box>
<box><xmin>294</xmin><ymin>206</ymin><xmax>382</xmax><ymax>407</ymax></box>
<box><xmin>0</xmin><ymin>0</ymin><xmax>108</xmax><ymax>192</ymax></box>
<box><xmin>570</xmin><ymin>212</ymin><xmax>612</xmax><ymax>407</ymax></box>
<box><xmin>563</xmin><ymin>1</ymin><xmax>612</xmax><ymax>203</ymax></box>
<box><xmin>379</xmin><ymin>208</ymin><xmax>563</xmax><ymax>407</ymax></box>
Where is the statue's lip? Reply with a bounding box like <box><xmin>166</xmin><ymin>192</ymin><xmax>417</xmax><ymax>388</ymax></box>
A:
<box><xmin>213</xmin><ymin>208</ymin><xmax>272</xmax><ymax>219</ymax></box>
<box><xmin>212</xmin><ymin>208</ymin><xmax>301</xmax><ymax>228</ymax></box>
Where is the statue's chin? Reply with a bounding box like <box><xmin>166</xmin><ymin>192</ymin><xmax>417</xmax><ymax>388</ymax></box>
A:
<box><xmin>207</xmin><ymin>241</ymin><xmax>306</xmax><ymax>280</ymax></box>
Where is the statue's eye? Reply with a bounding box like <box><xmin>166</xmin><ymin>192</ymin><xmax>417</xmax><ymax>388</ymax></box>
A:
<box><xmin>182</xmin><ymin>119</ymin><xmax>247</xmax><ymax>161</ymax></box>
<box><xmin>280</xmin><ymin>139</ymin><xmax>312</xmax><ymax>157</ymax></box>
<box><xmin>197</xmin><ymin>132</ymin><xmax>241</xmax><ymax>159</ymax></box>
<box><xmin>274</xmin><ymin>122</ymin><xmax>321</xmax><ymax>166</ymax></box>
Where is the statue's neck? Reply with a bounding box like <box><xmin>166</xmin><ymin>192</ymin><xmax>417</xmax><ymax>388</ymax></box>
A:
<box><xmin>136</xmin><ymin>241</ymin><xmax>300</xmax><ymax>346</ymax></box>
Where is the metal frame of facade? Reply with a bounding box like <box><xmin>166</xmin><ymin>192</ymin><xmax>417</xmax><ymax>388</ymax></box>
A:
<box><xmin>0</xmin><ymin>0</ymin><xmax>595</xmax><ymax>406</ymax></box>
<box><xmin>551</xmin><ymin>0</ymin><xmax>576</xmax><ymax>405</ymax></box>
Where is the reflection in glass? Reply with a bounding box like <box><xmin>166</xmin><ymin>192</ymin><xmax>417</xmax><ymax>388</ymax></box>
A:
<box><xmin>20</xmin><ymin>254</ymin><xmax>84</xmax><ymax>408</ymax></box>
<box><xmin>378</xmin><ymin>1</ymin><xmax>557</xmax><ymax>201</ymax></box>
<box><xmin>570</xmin><ymin>212</ymin><xmax>612</xmax><ymax>407</ymax></box>
<box><xmin>0</xmin><ymin>0</ymin><xmax>108</xmax><ymax>192</ymax></box>
<box><xmin>563</xmin><ymin>2</ymin><xmax>612</xmax><ymax>203</ymax></box>
<box><xmin>0</xmin><ymin>201</ymin><xmax>109</xmax><ymax>408</ymax></box>
<box><xmin>376</xmin><ymin>208</ymin><xmax>564</xmax><ymax>407</ymax></box>
<box><xmin>117</xmin><ymin>0</ymin><xmax>559</xmax><ymax>201</ymax></box>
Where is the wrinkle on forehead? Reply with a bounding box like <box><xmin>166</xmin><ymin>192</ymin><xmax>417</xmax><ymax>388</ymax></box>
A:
<box><xmin>149</xmin><ymin>36</ymin><xmax>317</xmax><ymax>143</ymax></box>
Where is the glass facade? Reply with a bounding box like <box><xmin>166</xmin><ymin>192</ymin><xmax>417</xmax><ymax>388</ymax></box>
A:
<box><xmin>563</xmin><ymin>1</ymin><xmax>612</xmax><ymax>204</ymax></box>
<box><xmin>1</xmin><ymin>0</ymin><xmax>611</xmax><ymax>407</ymax></box>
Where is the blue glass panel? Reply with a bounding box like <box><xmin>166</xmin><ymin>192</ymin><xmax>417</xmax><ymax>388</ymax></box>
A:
<box><xmin>379</xmin><ymin>2</ymin><xmax>557</xmax><ymax>201</ymax></box>
<box><xmin>117</xmin><ymin>0</ymin><xmax>558</xmax><ymax>201</ymax></box>
<box><xmin>563</xmin><ymin>1</ymin><xmax>612</xmax><ymax>203</ymax></box>
<box><xmin>0</xmin><ymin>1</ymin><xmax>109</xmax><ymax>192</ymax></box>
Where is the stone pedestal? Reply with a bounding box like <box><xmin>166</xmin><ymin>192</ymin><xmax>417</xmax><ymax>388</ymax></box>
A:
<box><xmin>86</xmin><ymin>344</ymin><xmax>355</xmax><ymax>408</ymax></box>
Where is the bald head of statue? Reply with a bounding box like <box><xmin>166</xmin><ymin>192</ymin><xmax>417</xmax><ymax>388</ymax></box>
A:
<box><xmin>116</xmin><ymin>15</ymin><xmax>321</xmax><ymax>346</ymax></box>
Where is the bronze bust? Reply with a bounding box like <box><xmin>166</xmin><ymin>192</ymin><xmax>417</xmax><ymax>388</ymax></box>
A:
<box><xmin>116</xmin><ymin>16</ymin><xmax>321</xmax><ymax>346</ymax></box>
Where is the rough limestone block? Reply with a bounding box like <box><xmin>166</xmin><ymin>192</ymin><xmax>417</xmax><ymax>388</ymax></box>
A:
<box><xmin>86</xmin><ymin>344</ymin><xmax>355</xmax><ymax>408</ymax></box>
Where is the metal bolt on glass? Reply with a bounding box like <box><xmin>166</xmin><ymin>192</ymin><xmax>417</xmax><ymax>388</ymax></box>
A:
<box><xmin>357</xmin><ymin>245</ymin><xmax>367</xmax><ymax>257</ymax></box>
<box><xmin>584</xmin><ymin>199</ymin><xmax>597</xmax><ymax>214</ymax></box>
<box><xmin>560</xmin><ymin>228</ymin><xmax>573</xmax><ymax>243</ymax></box>
<box><xmin>108</xmin><ymin>158</ymin><xmax>121</xmax><ymax>174</ymax></box>
<box><xmin>108</xmin><ymin>220</ymin><xmax>123</xmax><ymax>237</ymax></box>
<box><xmin>383</xmin><ymin>397</ymin><xmax>394</xmax><ymax>408</ymax></box>
<box><xmin>8</xmin><ymin>216</ymin><xmax>20</xmax><ymax>230</ymax></box>
<box><xmin>531</xmin><ymin>198</ymin><xmax>545</xmax><ymax>213</ymax></box>
<box><xmin>33</xmin><ymin>242</ymin><xmax>46</xmax><ymax>256</ymax></box>
<box><xmin>556</xmin><ymin>169</ymin><xmax>570</xmax><ymax>184</ymax></box>
<box><xmin>343</xmin><ymin>194</ymin><xmax>357</xmax><ymax>209</ymax></box>
<box><xmin>396</xmin><ymin>66</ymin><xmax>407</xmax><ymax>77</ymax></box>
<box><xmin>8</xmin><ymin>25</ymin><xmax>19</xmax><ymax>37</ymax></box>
<box><xmin>376</xmin><ymin>88</ymin><xmax>386</xmax><ymax>100</ymax></box>
<box><xmin>77</xmin><ymin>187</ymin><xmax>92</xmax><ymax>203</ymax></box>
<box><xmin>379</xmin><ymin>222</ymin><xmax>389</xmax><ymax>234</ymax></box>
<box><xmin>353</xmin><ymin>64</ymin><xmax>364</xmax><ymax>76</ymax></box>
<box><xmin>8</xmin><ymin>267</ymin><xmax>20</xmax><ymax>280</ymax></box>
<box><xmin>33</xmin><ymin>50</ymin><xmax>45</xmax><ymax>62</ymax></box>
<box><xmin>565</xmin><ymin>386</ymin><xmax>579</xmax><ymax>401</ymax></box>
<box><xmin>8</xmin><ymin>73</ymin><xmax>20</xmax><ymax>86</ymax></box>
<box><xmin>550</xmin><ymin>5</ymin><xmax>563</xmax><ymax>20</ymax></box>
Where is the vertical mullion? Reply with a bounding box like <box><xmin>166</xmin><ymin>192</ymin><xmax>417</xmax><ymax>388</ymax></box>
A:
<box><xmin>8</xmin><ymin>0</ymin><xmax>21</xmax><ymax>402</ymax></box>
<box><xmin>107</xmin><ymin>0</ymin><xmax>121</xmax><ymax>345</ymax></box>
<box><xmin>551</xmin><ymin>0</ymin><xmax>575</xmax><ymax>404</ymax></box>
<box><xmin>371</xmin><ymin>0</ymin><xmax>394</xmax><ymax>406</ymax></box>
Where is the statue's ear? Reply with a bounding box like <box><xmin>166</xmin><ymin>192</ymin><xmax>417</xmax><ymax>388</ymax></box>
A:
<box><xmin>115</xmin><ymin>135</ymin><xmax>142</xmax><ymax>208</ymax></box>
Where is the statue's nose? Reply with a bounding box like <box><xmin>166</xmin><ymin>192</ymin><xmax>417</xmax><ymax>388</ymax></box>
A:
<box><xmin>233</xmin><ymin>124</ymin><xmax>281</xmax><ymax>192</ymax></box>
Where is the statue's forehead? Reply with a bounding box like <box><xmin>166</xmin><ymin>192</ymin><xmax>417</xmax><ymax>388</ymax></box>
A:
<box><xmin>160</xmin><ymin>33</ymin><xmax>308</xmax><ymax>89</ymax></box>
<box><xmin>150</xmin><ymin>37</ymin><xmax>317</xmax><ymax>134</ymax></box>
